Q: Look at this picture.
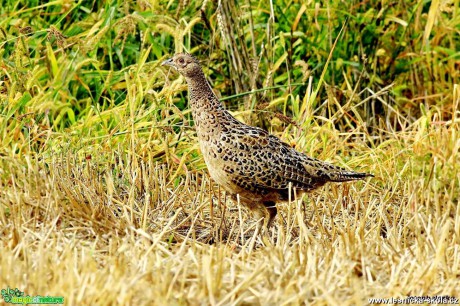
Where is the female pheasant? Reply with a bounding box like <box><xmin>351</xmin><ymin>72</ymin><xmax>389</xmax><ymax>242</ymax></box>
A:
<box><xmin>162</xmin><ymin>53</ymin><xmax>372</xmax><ymax>229</ymax></box>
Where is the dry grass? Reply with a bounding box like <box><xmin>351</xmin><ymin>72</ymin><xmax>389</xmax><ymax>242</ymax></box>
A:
<box><xmin>1</xmin><ymin>92</ymin><xmax>459</xmax><ymax>304</ymax></box>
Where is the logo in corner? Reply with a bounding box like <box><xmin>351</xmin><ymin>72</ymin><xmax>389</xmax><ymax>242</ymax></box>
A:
<box><xmin>1</xmin><ymin>287</ymin><xmax>64</xmax><ymax>304</ymax></box>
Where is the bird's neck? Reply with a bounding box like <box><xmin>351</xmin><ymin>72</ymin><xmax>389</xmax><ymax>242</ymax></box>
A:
<box><xmin>185</xmin><ymin>73</ymin><xmax>224</xmax><ymax>113</ymax></box>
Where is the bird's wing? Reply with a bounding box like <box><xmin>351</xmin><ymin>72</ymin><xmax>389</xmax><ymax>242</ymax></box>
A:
<box><xmin>223</xmin><ymin>125</ymin><xmax>369</xmax><ymax>192</ymax></box>
<box><xmin>220</xmin><ymin>125</ymin><xmax>327</xmax><ymax>191</ymax></box>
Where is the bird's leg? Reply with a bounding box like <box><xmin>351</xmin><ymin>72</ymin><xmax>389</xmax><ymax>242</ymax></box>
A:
<box><xmin>247</xmin><ymin>203</ymin><xmax>269</xmax><ymax>236</ymax></box>
<box><xmin>263</xmin><ymin>201</ymin><xmax>277</xmax><ymax>228</ymax></box>
<box><xmin>253</xmin><ymin>202</ymin><xmax>278</xmax><ymax>238</ymax></box>
<box><xmin>242</xmin><ymin>198</ymin><xmax>276</xmax><ymax>235</ymax></box>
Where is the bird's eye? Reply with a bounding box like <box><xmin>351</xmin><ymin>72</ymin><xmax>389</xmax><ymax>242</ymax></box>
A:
<box><xmin>178</xmin><ymin>58</ymin><xmax>185</xmax><ymax>64</ymax></box>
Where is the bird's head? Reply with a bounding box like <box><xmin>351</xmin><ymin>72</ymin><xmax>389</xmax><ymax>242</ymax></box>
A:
<box><xmin>161</xmin><ymin>53</ymin><xmax>202</xmax><ymax>78</ymax></box>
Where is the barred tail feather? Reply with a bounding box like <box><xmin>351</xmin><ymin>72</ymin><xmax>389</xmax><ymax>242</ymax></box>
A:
<box><xmin>328</xmin><ymin>171</ymin><xmax>374</xmax><ymax>182</ymax></box>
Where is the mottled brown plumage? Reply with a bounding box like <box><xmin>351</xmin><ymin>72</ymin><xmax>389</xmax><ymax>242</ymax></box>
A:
<box><xmin>162</xmin><ymin>53</ymin><xmax>373</xmax><ymax>229</ymax></box>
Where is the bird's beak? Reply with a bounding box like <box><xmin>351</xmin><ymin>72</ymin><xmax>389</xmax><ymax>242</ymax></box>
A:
<box><xmin>161</xmin><ymin>58</ymin><xmax>174</xmax><ymax>67</ymax></box>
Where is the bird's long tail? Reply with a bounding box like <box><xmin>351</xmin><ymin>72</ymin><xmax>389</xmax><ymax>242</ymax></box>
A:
<box><xmin>328</xmin><ymin>170</ymin><xmax>374</xmax><ymax>182</ymax></box>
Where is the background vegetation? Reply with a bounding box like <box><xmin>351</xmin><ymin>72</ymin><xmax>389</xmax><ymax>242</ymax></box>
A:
<box><xmin>1</xmin><ymin>0</ymin><xmax>459</xmax><ymax>304</ymax></box>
